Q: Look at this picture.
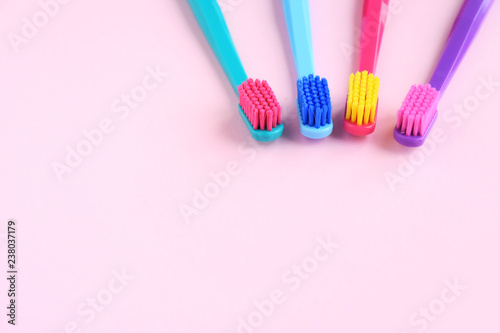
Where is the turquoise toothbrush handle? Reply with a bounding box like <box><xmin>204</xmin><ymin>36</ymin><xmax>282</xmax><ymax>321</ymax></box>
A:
<box><xmin>282</xmin><ymin>0</ymin><xmax>315</xmax><ymax>78</ymax></box>
<box><xmin>429</xmin><ymin>0</ymin><xmax>494</xmax><ymax>93</ymax></box>
<box><xmin>187</xmin><ymin>0</ymin><xmax>248</xmax><ymax>95</ymax></box>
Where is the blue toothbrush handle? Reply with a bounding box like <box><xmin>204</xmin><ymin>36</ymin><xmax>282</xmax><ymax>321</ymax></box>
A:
<box><xmin>282</xmin><ymin>0</ymin><xmax>315</xmax><ymax>78</ymax></box>
<box><xmin>187</xmin><ymin>0</ymin><xmax>248</xmax><ymax>95</ymax></box>
<box><xmin>429</xmin><ymin>0</ymin><xmax>494</xmax><ymax>93</ymax></box>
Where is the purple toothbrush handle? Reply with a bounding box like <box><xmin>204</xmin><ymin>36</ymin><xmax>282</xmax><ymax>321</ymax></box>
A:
<box><xmin>429</xmin><ymin>0</ymin><xmax>494</xmax><ymax>93</ymax></box>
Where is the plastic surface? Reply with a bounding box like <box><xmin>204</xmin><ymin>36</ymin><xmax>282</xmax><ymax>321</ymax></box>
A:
<box><xmin>393</xmin><ymin>111</ymin><xmax>438</xmax><ymax>147</ymax></box>
<box><xmin>429</xmin><ymin>0</ymin><xmax>494</xmax><ymax>93</ymax></box>
<box><xmin>187</xmin><ymin>0</ymin><xmax>247</xmax><ymax>95</ymax></box>
<box><xmin>282</xmin><ymin>0</ymin><xmax>315</xmax><ymax>78</ymax></box>
<box><xmin>238</xmin><ymin>105</ymin><xmax>283</xmax><ymax>142</ymax></box>
<box><xmin>358</xmin><ymin>0</ymin><xmax>390</xmax><ymax>73</ymax></box>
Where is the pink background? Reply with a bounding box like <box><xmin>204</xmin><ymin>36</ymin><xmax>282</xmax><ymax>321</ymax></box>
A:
<box><xmin>1</xmin><ymin>0</ymin><xmax>500</xmax><ymax>332</ymax></box>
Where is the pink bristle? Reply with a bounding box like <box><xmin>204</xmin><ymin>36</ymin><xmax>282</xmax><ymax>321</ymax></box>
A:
<box><xmin>413</xmin><ymin>114</ymin><xmax>421</xmax><ymax>136</ymax></box>
<box><xmin>396</xmin><ymin>84</ymin><xmax>440</xmax><ymax>136</ymax></box>
<box><xmin>417</xmin><ymin>106</ymin><xmax>425</xmax><ymax>135</ymax></box>
<box><xmin>406</xmin><ymin>114</ymin><xmax>415</xmax><ymax>136</ymax></box>
<box><xmin>252</xmin><ymin>106</ymin><xmax>259</xmax><ymax>130</ymax></box>
<box><xmin>266</xmin><ymin>109</ymin><xmax>272</xmax><ymax>131</ymax></box>
<box><xmin>238</xmin><ymin>78</ymin><xmax>281</xmax><ymax>132</ymax></box>
<box><xmin>261</xmin><ymin>108</ymin><xmax>267</xmax><ymax>130</ymax></box>
<box><xmin>396</xmin><ymin>107</ymin><xmax>404</xmax><ymax>129</ymax></box>
<box><xmin>401</xmin><ymin>112</ymin><xmax>408</xmax><ymax>132</ymax></box>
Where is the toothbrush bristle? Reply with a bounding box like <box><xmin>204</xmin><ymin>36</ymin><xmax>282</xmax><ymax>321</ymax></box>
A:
<box><xmin>297</xmin><ymin>74</ymin><xmax>332</xmax><ymax>128</ymax></box>
<box><xmin>396</xmin><ymin>84</ymin><xmax>440</xmax><ymax>136</ymax></box>
<box><xmin>345</xmin><ymin>71</ymin><xmax>380</xmax><ymax>125</ymax></box>
<box><xmin>238</xmin><ymin>79</ymin><xmax>281</xmax><ymax>131</ymax></box>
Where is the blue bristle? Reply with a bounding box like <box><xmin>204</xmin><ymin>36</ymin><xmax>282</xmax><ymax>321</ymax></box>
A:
<box><xmin>297</xmin><ymin>75</ymin><xmax>332</xmax><ymax>128</ymax></box>
<box><xmin>308</xmin><ymin>106</ymin><xmax>314</xmax><ymax>127</ymax></box>
<box><xmin>301</xmin><ymin>97</ymin><xmax>307</xmax><ymax>124</ymax></box>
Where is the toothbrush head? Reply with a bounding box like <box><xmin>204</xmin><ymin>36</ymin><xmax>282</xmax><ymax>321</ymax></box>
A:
<box><xmin>344</xmin><ymin>71</ymin><xmax>380</xmax><ymax>136</ymax></box>
<box><xmin>238</xmin><ymin>79</ymin><xmax>283</xmax><ymax>142</ymax></box>
<box><xmin>393</xmin><ymin>84</ymin><xmax>440</xmax><ymax>147</ymax></box>
<box><xmin>296</xmin><ymin>74</ymin><xmax>333</xmax><ymax>139</ymax></box>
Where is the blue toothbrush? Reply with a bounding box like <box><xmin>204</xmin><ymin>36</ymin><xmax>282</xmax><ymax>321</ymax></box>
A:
<box><xmin>282</xmin><ymin>0</ymin><xmax>333</xmax><ymax>139</ymax></box>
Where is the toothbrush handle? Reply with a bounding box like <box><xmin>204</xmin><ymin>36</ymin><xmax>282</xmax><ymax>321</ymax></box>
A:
<box><xmin>282</xmin><ymin>0</ymin><xmax>315</xmax><ymax>78</ymax></box>
<box><xmin>358</xmin><ymin>0</ymin><xmax>390</xmax><ymax>73</ymax></box>
<box><xmin>429</xmin><ymin>0</ymin><xmax>494</xmax><ymax>93</ymax></box>
<box><xmin>187</xmin><ymin>0</ymin><xmax>248</xmax><ymax>95</ymax></box>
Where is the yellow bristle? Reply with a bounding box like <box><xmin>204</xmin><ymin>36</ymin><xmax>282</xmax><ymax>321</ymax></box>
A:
<box><xmin>370</xmin><ymin>77</ymin><xmax>380</xmax><ymax>123</ymax></box>
<box><xmin>357</xmin><ymin>102</ymin><xmax>364</xmax><ymax>125</ymax></box>
<box><xmin>359</xmin><ymin>89</ymin><xmax>366</xmax><ymax>103</ymax></box>
<box><xmin>346</xmin><ymin>99</ymin><xmax>352</xmax><ymax>119</ymax></box>
<box><xmin>345</xmin><ymin>71</ymin><xmax>380</xmax><ymax>125</ymax></box>
<box><xmin>352</xmin><ymin>101</ymin><xmax>358</xmax><ymax>123</ymax></box>
<box><xmin>364</xmin><ymin>100</ymin><xmax>371</xmax><ymax>124</ymax></box>
<box><xmin>363</xmin><ymin>75</ymin><xmax>374</xmax><ymax>124</ymax></box>
<box><xmin>352</xmin><ymin>87</ymin><xmax>360</xmax><ymax>122</ymax></box>
<box><xmin>348</xmin><ymin>73</ymin><xmax>354</xmax><ymax>90</ymax></box>
<box><xmin>346</xmin><ymin>74</ymin><xmax>355</xmax><ymax>119</ymax></box>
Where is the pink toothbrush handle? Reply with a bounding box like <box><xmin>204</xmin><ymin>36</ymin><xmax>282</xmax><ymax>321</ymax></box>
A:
<box><xmin>358</xmin><ymin>0</ymin><xmax>390</xmax><ymax>73</ymax></box>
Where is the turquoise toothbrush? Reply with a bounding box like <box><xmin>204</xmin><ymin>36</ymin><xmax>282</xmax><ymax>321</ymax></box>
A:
<box><xmin>187</xmin><ymin>0</ymin><xmax>283</xmax><ymax>142</ymax></box>
<box><xmin>282</xmin><ymin>0</ymin><xmax>332</xmax><ymax>139</ymax></box>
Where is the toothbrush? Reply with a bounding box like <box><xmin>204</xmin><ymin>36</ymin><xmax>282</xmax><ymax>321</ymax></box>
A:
<box><xmin>394</xmin><ymin>0</ymin><xmax>493</xmax><ymax>147</ymax></box>
<box><xmin>187</xmin><ymin>0</ymin><xmax>283</xmax><ymax>142</ymax></box>
<box><xmin>282</xmin><ymin>0</ymin><xmax>333</xmax><ymax>139</ymax></box>
<box><xmin>344</xmin><ymin>0</ymin><xmax>390</xmax><ymax>136</ymax></box>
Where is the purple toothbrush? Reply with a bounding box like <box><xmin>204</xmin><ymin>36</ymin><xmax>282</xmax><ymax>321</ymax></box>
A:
<box><xmin>393</xmin><ymin>0</ymin><xmax>494</xmax><ymax>147</ymax></box>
